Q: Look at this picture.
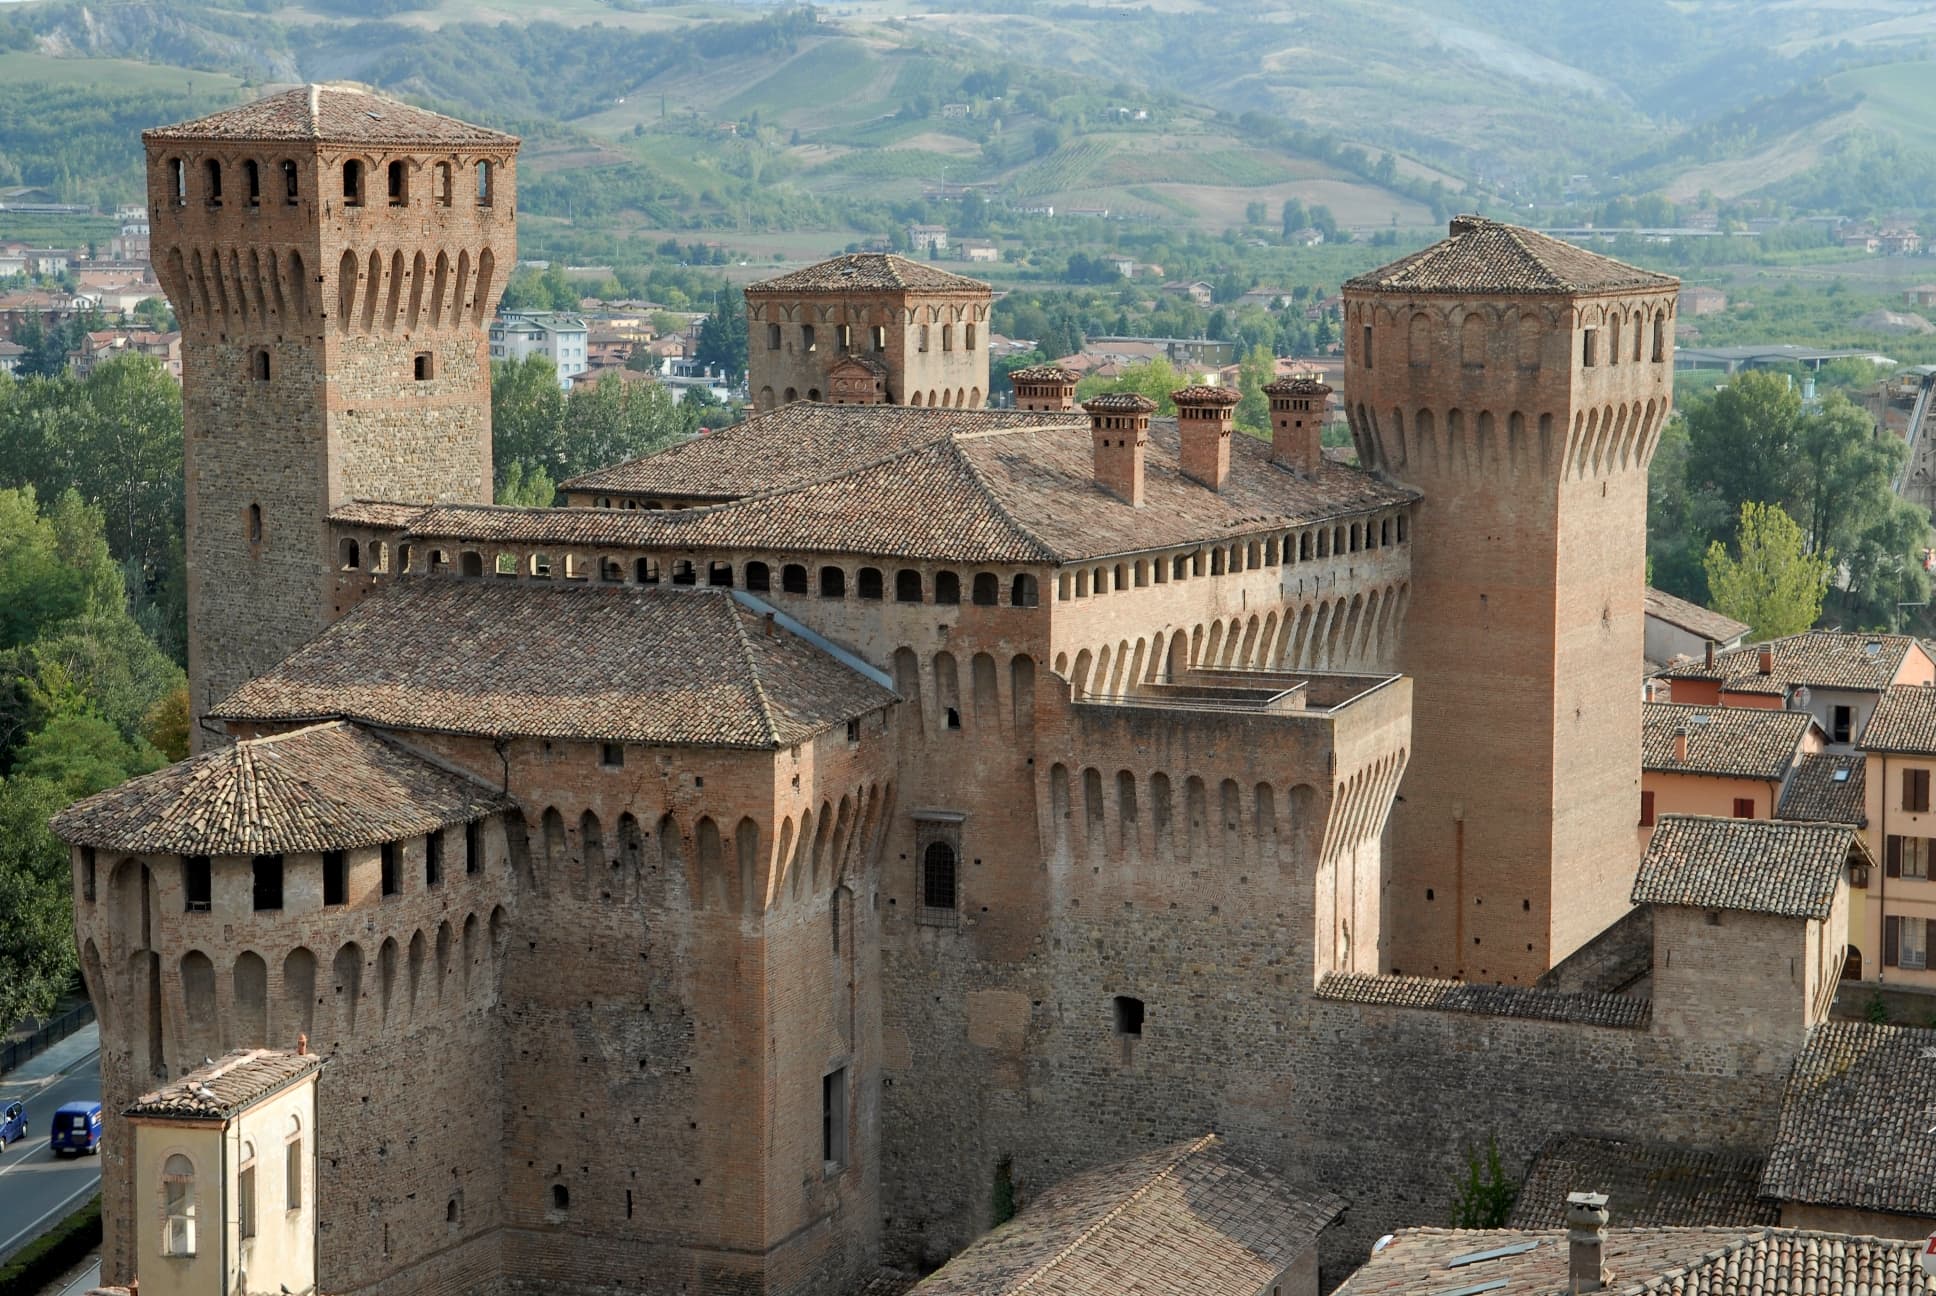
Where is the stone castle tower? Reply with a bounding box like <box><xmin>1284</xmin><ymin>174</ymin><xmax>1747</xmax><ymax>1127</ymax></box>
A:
<box><xmin>1342</xmin><ymin>217</ymin><xmax>1677</xmax><ymax>982</ymax></box>
<box><xmin>144</xmin><ymin>86</ymin><xmax>519</xmax><ymax>744</ymax></box>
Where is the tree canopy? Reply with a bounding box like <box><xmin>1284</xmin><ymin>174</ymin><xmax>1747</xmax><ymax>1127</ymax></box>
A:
<box><xmin>1704</xmin><ymin>502</ymin><xmax>1833</xmax><ymax>640</ymax></box>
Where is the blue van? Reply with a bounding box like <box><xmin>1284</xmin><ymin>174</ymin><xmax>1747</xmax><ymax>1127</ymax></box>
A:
<box><xmin>49</xmin><ymin>1102</ymin><xmax>101</xmax><ymax>1156</ymax></box>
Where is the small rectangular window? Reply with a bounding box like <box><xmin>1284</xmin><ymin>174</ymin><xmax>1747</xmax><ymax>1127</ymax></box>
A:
<box><xmin>1362</xmin><ymin>324</ymin><xmax>1373</xmax><ymax>369</ymax></box>
<box><xmin>323</xmin><ymin>851</ymin><xmax>347</xmax><ymax>906</ymax></box>
<box><xmin>1732</xmin><ymin>797</ymin><xmax>1755</xmax><ymax>819</ymax></box>
<box><xmin>184</xmin><ymin>856</ymin><xmax>212</xmax><ymax>912</ymax></box>
<box><xmin>1582</xmin><ymin>329</ymin><xmax>1597</xmax><ymax>367</ymax></box>
<box><xmin>1906</xmin><ymin>915</ymin><xmax>1929</xmax><ymax>970</ymax></box>
<box><xmin>381</xmin><ymin>842</ymin><xmax>401</xmax><ymax>896</ymax></box>
<box><xmin>846</xmin><ymin>719</ymin><xmax>860</xmax><ymax>744</ymax></box>
<box><xmin>822</xmin><ymin>1068</ymin><xmax>847</xmax><ymax>1168</ymax></box>
<box><xmin>286</xmin><ymin>1138</ymin><xmax>303</xmax><ymax>1210</ymax></box>
<box><xmin>1834</xmin><ymin>705</ymin><xmax>1853</xmax><ymax>744</ymax></box>
<box><xmin>1909</xmin><ymin>838</ymin><xmax>1932</xmax><ymax>881</ymax></box>
<box><xmin>465</xmin><ymin>821</ymin><xmax>481</xmax><ymax>876</ymax></box>
<box><xmin>1908</xmin><ymin>768</ymin><xmax>1931</xmax><ymax>813</ymax></box>
<box><xmin>871</xmin><ymin>325</ymin><xmax>886</xmax><ymax>352</ymax></box>
<box><xmin>802</xmin><ymin>324</ymin><xmax>816</xmax><ymax>352</ymax></box>
<box><xmin>601</xmin><ymin>742</ymin><xmax>624</xmax><ymax>768</ymax></box>
<box><xmin>767</xmin><ymin>323</ymin><xmax>781</xmax><ymax>351</ymax></box>
<box><xmin>239</xmin><ymin>1161</ymin><xmax>257</xmax><ymax>1239</ymax></box>
<box><xmin>425</xmin><ymin>830</ymin><xmax>443</xmax><ymax>888</ymax></box>
<box><xmin>1113</xmin><ymin>995</ymin><xmax>1144</xmax><ymax>1036</ymax></box>
<box><xmin>414</xmin><ymin>352</ymin><xmax>434</xmax><ymax>381</ymax></box>
<box><xmin>252</xmin><ymin>855</ymin><xmax>284</xmax><ymax>911</ymax></box>
<box><xmin>81</xmin><ymin>847</ymin><xmax>96</xmax><ymax>902</ymax></box>
<box><xmin>1639</xmin><ymin>790</ymin><xmax>1655</xmax><ymax>827</ymax></box>
<box><xmin>837</xmin><ymin>323</ymin><xmax>852</xmax><ymax>351</ymax></box>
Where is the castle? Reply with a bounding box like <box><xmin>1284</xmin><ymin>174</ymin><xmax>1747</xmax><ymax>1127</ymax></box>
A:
<box><xmin>58</xmin><ymin>88</ymin><xmax>1878</xmax><ymax>1296</ymax></box>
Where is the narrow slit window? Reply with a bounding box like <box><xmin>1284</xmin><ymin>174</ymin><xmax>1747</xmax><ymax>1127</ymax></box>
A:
<box><xmin>323</xmin><ymin>851</ymin><xmax>347</xmax><ymax>906</ymax></box>
<box><xmin>183</xmin><ymin>856</ymin><xmax>211</xmax><ymax>913</ymax></box>
<box><xmin>344</xmin><ymin>159</ymin><xmax>364</xmax><ymax>207</ymax></box>
<box><xmin>476</xmin><ymin>160</ymin><xmax>494</xmax><ymax>207</ymax></box>
<box><xmin>252</xmin><ymin>855</ymin><xmax>283</xmax><ymax>911</ymax></box>
<box><xmin>244</xmin><ymin>159</ymin><xmax>261</xmax><ymax>207</ymax></box>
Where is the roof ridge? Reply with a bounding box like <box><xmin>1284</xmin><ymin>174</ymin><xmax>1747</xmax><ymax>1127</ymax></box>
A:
<box><xmin>1006</xmin><ymin>1134</ymin><xmax>1220</xmax><ymax>1296</ymax></box>
<box><xmin>940</xmin><ymin>436</ymin><xmax>1062</xmax><ymax>563</ymax></box>
<box><xmin>725</xmin><ymin>593</ymin><xmax>784</xmax><ymax>750</ymax></box>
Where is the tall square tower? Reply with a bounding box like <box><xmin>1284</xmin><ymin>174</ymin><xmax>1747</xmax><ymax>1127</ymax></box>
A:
<box><xmin>1342</xmin><ymin>217</ymin><xmax>1677</xmax><ymax>981</ymax></box>
<box><xmin>144</xmin><ymin>85</ymin><xmax>518</xmax><ymax>745</ymax></box>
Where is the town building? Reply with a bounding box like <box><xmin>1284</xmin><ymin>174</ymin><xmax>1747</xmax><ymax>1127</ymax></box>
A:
<box><xmin>1852</xmin><ymin>683</ymin><xmax>1936</xmax><ymax>984</ymax></box>
<box><xmin>1677</xmin><ymin>284</ymin><xmax>1728</xmax><ymax>315</ymax></box>
<box><xmin>1657</xmin><ymin>632</ymin><xmax>1936</xmax><ymax>748</ymax></box>
<box><xmin>1639</xmin><ymin>701</ymin><xmax>1822</xmax><ymax>851</ymax></box>
<box><xmin>1642</xmin><ymin>585</ymin><xmax>1747</xmax><ymax>672</ymax></box>
<box><xmin>905</xmin><ymin>224</ymin><xmax>948</xmax><ymax>256</ymax></box>
<box><xmin>74</xmin><ymin>85</ymin><xmax>1936</xmax><ymax>1296</ymax></box>
<box><xmin>490</xmin><ymin>310</ymin><xmax>589</xmax><ymax>388</ymax></box>
<box><xmin>0</xmin><ymin>340</ymin><xmax>22</xmax><ymax>375</ymax></box>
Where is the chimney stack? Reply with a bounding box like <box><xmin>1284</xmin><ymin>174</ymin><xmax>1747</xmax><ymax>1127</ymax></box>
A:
<box><xmin>1703</xmin><ymin>640</ymin><xmax>1715</xmax><ymax>670</ymax></box>
<box><xmin>1011</xmin><ymin>364</ymin><xmax>1080</xmax><ymax>412</ymax></box>
<box><xmin>1172</xmin><ymin>385</ymin><xmax>1241</xmax><ymax>491</ymax></box>
<box><xmin>1265</xmin><ymin>374</ymin><xmax>1332</xmax><ymax>475</ymax></box>
<box><xmin>1758</xmin><ymin>644</ymin><xmax>1775</xmax><ymax>676</ymax></box>
<box><xmin>1565</xmin><ymin>1192</ymin><xmax>1610</xmax><ymax>1294</ymax></box>
<box><xmin>1672</xmin><ymin>725</ymin><xmax>1688</xmax><ymax>763</ymax></box>
<box><xmin>1083</xmin><ymin>392</ymin><xmax>1155</xmax><ymax>507</ymax></box>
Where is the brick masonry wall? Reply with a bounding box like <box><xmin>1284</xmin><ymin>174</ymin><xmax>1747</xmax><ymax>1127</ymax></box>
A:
<box><xmin>747</xmin><ymin>290</ymin><xmax>991</xmax><ymax>411</ymax></box>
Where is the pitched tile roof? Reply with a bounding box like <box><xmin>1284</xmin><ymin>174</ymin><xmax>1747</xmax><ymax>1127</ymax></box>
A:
<box><xmin>1644</xmin><ymin>587</ymin><xmax>1749</xmax><ymax>646</ymax></box>
<box><xmin>1641</xmin><ymin>702</ymin><xmax>1815</xmax><ymax>780</ymax></box>
<box><xmin>211</xmin><ymin>583</ymin><xmax>895</xmax><ymax>748</ymax></box>
<box><xmin>126</xmin><ymin>1049</ymin><xmax>322</xmax><ymax>1122</ymax></box>
<box><xmin>1314</xmin><ymin>974</ymin><xmax>1650</xmax><ymax>1029</ymax></box>
<box><xmin>911</xmin><ymin>1134</ymin><xmax>1343</xmax><ymax>1296</ymax></box>
<box><xmin>745</xmin><ymin>253</ymin><xmax>990</xmax><ymax>295</ymax></box>
<box><xmin>144</xmin><ymin>85</ymin><xmax>516</xmax><ymax>147</ymax></box>
<box><xmin>1861</xmin><ymin>684</ymin><xmax>1936</xmax><ymax>754</ymax></box>
<box><xmin>1263</xmin><ymin>375</ymin><xmax>1331</xmax><ymax>396</ymax></box>
<box><xmin>1509</xmin><ymin>1136</ymin><xmax>1777</xmax><ymax>1230</ymax></box>
<box><xmin>1009</xmin><ymin>364</ymin><xmax>1078</xmax><ymax>384</ymax></box>
<box><xmin>1777</xmin><ymin>753</ymin><xmax>1868</xmax><ymax>827</ymax></box>
<box><xmin>50</xmin><ymin>722</ymin><xmax>512</xmax><ymax>855</ymax></box>
<box><xmin>1343</xmin><ymin>216</ymin><xmax>1678</xmax><ymax>296</ymax></box>
<box><xmin>551</xmin><ymin>406</ymin><xmax>1415</xmax><ymax>563</ymax></box>
<box><xmin>1763</xmin><ymin>1021</ymin><xmax>1936</xmax><ymax>1219</ymax></box>
<box><xmin>1632</xmin><ymin>815</ymin><xmax>1861</xmax><ymax>920</ymax></box>
<box><xmin>1329</xmin><ymin>1226</ymin><xmax>1936</xmax><ymax>1296</ymax></box>
<box><xmin>1081</xmin><ymin>392</ymin><xmax>1156</xmax><ymax>414</ymax></box>
<box><xmin>330</xmin><ymin>499</ymin><xmax>431</xmax><ymax>530</ymax></box>
<box><xmin>1658</xmin><ymin>631</ymin><xmax>1919</xmax><ymax>696</ymax></box>
<box><xmin>1169</xmin><ymin>385</ymin><xmax>1241</xmax><ymax>406</ymax></box>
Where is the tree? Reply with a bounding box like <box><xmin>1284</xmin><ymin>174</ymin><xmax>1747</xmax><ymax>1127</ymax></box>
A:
<box><xmin>1234</xmin><ymin>343</ymin><xmax>1275</xmax><ymax>435</ymax></box>
<box><xmin>498</xmin><ymin>462</ymin><xmax>557</xmax><ymax>509</ymax></box>
<box><xmin>491</xmin><ymin>355</ymin><xmax>567</xmax><ymax>490</ymax></box>
<box><xmin>0</xmin><ymin>773</ymin><xmax>77</xmax><ymax>1029</ymax></box>
<box><xmin>1076</xmin><ymin>359</ymin><xmax>1184</xmax><ymax>415</ymax></box>
<box><xmin>1682</xmin><ymin>372</ymin><xmax>1803</xmax><ymax>548</ymax></box>
<box><xmin>693</xmin><ymin>285</ymin><xmax>747</xmax><ymax>379</ymax></box>
<box><xmin>1704</xmin><ymin>502</ymin><xmax>1832</xmax><ymax>640</ymax></box>
<box><xmin>1450</xmin><ymin>1136</ymin><xmax>1516</xmax><ymax>1229</ymax></box>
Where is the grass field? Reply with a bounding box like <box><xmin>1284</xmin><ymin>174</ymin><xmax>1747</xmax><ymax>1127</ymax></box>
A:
<box><xmin>0</xmin><ymin>51</ymin><xmax>247</xmax><ymax>95</ymax></box>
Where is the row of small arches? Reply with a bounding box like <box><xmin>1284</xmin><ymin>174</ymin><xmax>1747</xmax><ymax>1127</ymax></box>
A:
<box><xmin>1047</xmin><ymin>765</ymin><xmax>1321</xmax><ymax>874</ymax></box>
<box><xmin>1054</xmin><ymin>514</ymin><xmax>1407</xmax><ymax>602</ymax></box>
<box><xmin>888</xmin><ymin>648</ymin><xmax>1037</xmax><ymax>737</ymax></box>
<box><xmin>337</xmin><ymin>246</ymin><xmax>496</xmax><ymax>335</ymax></box>
<box><xmin>761</xmin><ymin>385</ymin><xmax>981</xmax><ymax>409</ymax></box>
<box><xmin>1348</xmin><ymin>298</ymin><xmax>1674</xmax><ymax>372</ymax></box>
<box><xmin>1350</xmin><ymin>402</ymin><xmax>1662</xmax><ymax>481</ymax></box>
<box><xmin>161</xmin><ymin>245</ymin><xmax>307</xmax><ymax>327</ymax></box>
<box><xmin>161</xmin><ymin>154</ymin><xmax>498</xmax><ymax>212</ymax></box>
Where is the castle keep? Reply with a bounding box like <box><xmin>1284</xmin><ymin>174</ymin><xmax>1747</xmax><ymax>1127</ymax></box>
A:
<box><xmin>60</xmin><ymin>88</ymin><xmax>1880</xmax><ymax>1296</ymax></box>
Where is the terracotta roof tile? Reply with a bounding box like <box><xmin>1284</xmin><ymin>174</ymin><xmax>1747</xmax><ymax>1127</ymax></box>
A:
<box><xmin>1777</xmin><ymin>754</ymin><xmax>1867</xmax><ymax>827</ymax></box>
<box><xmin>1263</xmin><ymin>375</ymin><xmax>1331</xmax><ymax>396</ymax></box>
<box><xmin>1080</xmin><ymin>392</ymin><xmax>1157</xmax><ymax>414</ymax></box>
<box><xmin>746</xmin><ymin>253</ymin><xmax>990</xmax><ymax>295</ymax></box>
<box><xmin>1644</xmin><ymin>588</ymin><xmax>1749</xmax><ymax>646</ymax></box>
<box><xmin>126</xmin><ymin>1049</ymin><xmax>322</xmax><ymax>1122</ymax></box>
<box><xmin>1641</xmin><ymin>702</ymin><xmax>1814</xmax><ymax>780</ymax></box>
<box><xmin>50</xmin><ymin>721</ymin><xmax>512</xmax><ymax>855</ymax></box>
<box><xmin>1659</xmin><ymin>632</ymin><xmax>1919</xmax><ymax>695</ymax></box>
<box><xmin>1314</xmin><ymin>973</ymin><xmax>1649</xmax><ymax>1029</ymax></box>
<box><xmin>1344</xmin><ymin>216</ymin><xmax>1678</xmax><ymax>296</ymax></box>
<box><xmin>144</xmin><ymin>85</ymin><xmax>516</xmax><ymax>147</ymax></box>
<box><xmin>1330</xmin><ymin>1226</ymin><xmax>1936</xmax><ymax>1296</ymax></box>
<box><xmin>1763</xmin><ymin>1022</ymin><xmax>1936</xmax><ymax>1218</ymax></box>
<box><xmin>1632</xmin><ymin>815</ymin><xmax>1861</xmax><ymax>920</ymax></box>
<box><xmin>1860</xmin><ymin>684</ymin><xmax>1936</xmax><ymax>754</ymax></box>
<box><xmin>1169</xmin><ymin>385</ymin><xmax>1241</xmax><ymax>406</ymax></box>
<box><xmin>329</xmin><ymin>500</ymin><xmax>431</xmax><ymax>529</ymax></box>
<box><xmin>1009</xmin><ymin>364</ymin><xmax>1079</xmax><ymax>384</ymax></box>
<box><xmin>211</xmin><ymin>583</ymin><xmax>895</xmax><ymax>748</ymax></box>
<box><xmin>1509</xmin><ymin>1136</ymin><xmax>1777</xmax><ymax>1230</ymax></box>
<box><xmin>911</xmin><ymin>1134</ymin><xmax>1343</xmax><ymax>1296</ymax></box>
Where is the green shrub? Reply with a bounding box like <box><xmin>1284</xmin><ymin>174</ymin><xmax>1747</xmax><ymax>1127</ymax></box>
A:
<box><xmin>0</xmin><ymin>1193</ymin><xmax>102</xmax><ymax>1296</ymax></box>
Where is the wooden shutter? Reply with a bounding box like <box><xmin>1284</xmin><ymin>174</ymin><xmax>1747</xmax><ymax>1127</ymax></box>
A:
<box><xmin>1733</xmin><ymin>797</ymin><xmax>1755</xmax><ymax>819</ymax></box>
<box><xmin>1886</xmin><ymin>914</ymin><xmax>1902</xmax><ymax>967</ymax></box>
<box><xmin>1919</xmin><ymin>770</ymin><xmax>1931</xmax><ymax>813</ymax></box>
<box><xmin>1888</xmin><ymin>834</ymin><xmax>1904</xmax><ymax>878</ymax></box>
<box><xmin>1639</xmin><ymin>791</ymin><xmax>1655</xmax><ymax>827</ymax></box>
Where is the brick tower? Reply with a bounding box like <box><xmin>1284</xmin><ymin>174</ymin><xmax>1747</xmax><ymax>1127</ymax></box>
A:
<box><xmin>1342</xmin><ymin>217</ymin><xmax>1677</xmax><ymax>982</ymax></box>
<box><xmin>145</xmin><ymin>85</ymin><xmax>518</xmax><ymax>745</ymax></box>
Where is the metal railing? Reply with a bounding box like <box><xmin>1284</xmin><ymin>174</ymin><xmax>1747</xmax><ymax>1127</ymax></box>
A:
<box><xmin>0</xmin><ymin>1002</ymin><xmax>95</xmax><ymax>1075</ymax></box>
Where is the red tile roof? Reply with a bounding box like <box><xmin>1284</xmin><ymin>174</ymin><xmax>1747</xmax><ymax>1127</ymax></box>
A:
<box><xmin>746</xmin><ymin>253</ymin><xmax>989</xmax><ymax>295</ymax></box>
<box><xmin>1859</xmin><ymin>683</ymin><xmax>1936</xmax><ymax>754</ymax></box>
<box><xmin>1169</xmin><ymin>385</ymin><xmax>1241</xmax><ymax>406</ymax></box>
<box><xmin>1633</xmin><ymin>815</ymin><xmax>1862</xmax><ymax>921</ymax></box>
<box><xmin>127</xmin><ymin>1050</ymin><xmax>322</xmax><ymax>1122</ymax></box>
<box><xmin>1345</xmin><ymin>216</ymin><xmax>1678</xmax><ymax>296</ymax></box>
<box><xmin>144</xmin><ymin>85</ymin><xmax>517</xmax><ymax>148</ymax></box>
<box><xmin>1659</xmin><ymin>631</ymin><xmax>1921</xmax><ymax>696</ymax></box>
<box><xmin>1641</xmin><ymin>702</ymin><xmax>1814</xmax><ymax>780</ymax></box>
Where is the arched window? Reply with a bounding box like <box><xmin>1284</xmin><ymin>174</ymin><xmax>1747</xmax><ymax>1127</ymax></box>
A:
<box><xmin>745</xmin><ymin>561</ymin><xmax>771</xmax><ymax>592</ymax></box>
<box><xmin>966</xmin><ymin>323</ymin><xmax>978</xmax><ymax>350</ymax></box>
<box><xmin>243</xmin><ymin>159</ymin><xmax>261</xmax><ymax>207</ymax></box>
<box><xmin>551</xmin><ymin>1184</ymin><xmax>569</xmax><ymax>1211</ymax></box>
<box><xmin>858</xmin><ymin>567</ymin><xmax>883</xmax><ymax>600</ymax></box>
<box><xmin>238</xmin><ymin>1141</ymin><xmax>258</xmax><ymax>1240</ymax></box>
<box><xmin>461</xmin><ymin>550</ymin><xmax>484</xmax><ymax>578</ymax></box>
<box><xmin>162</xmin><ymin>1153</ymin><xmax>197</xmax><ymax>1255</ymax></box>
<box><xmin>942</xmin><ymin>324</ymin><xmax>954</xmax><ymax>352</ymax></box>
<box><xmin>169</xmin><ymin>157</ymin><xmax>187</xmax><ymax>206</ymax></box>
<box><xmin>972</xmin><ymin>572</ymin><xmax>999</xmax><ymax>606</ymax></box>
<box><xmin>782</xmin><ymin>564</ymin><xmax>808</xmax><ymax>594</ymax></box>
<box><xmin>435</xmin><ymin>162</ymin><xmax>452</xmax><ymax>207</ymax></box>
<box><xmin>922</xmin><ymin>841</ymin><xmax>957</xmax><ymax>911</ymax></box>
<box><xmin>708</xmin><ymin>561</ymin><xmax>734</xmax><ymax>587</ymax></box>
<box><xmin>204</xmin><ymin>158</ymin><xmax>223</xmax><ymax>207</ymax></box>
<box><xmin>1012</xmin><ymin>573</ymin><xmax>1038</xmax><ymax>607</ymax></box>
<box><xmin>768</xmin><ymin>323</ymin><xmax>781</xmax><ymax>350</ymax></box>
<box><xmin>819</xmin><ymin>566</ymin><xmax>846</xmax><ymax>598</ymax></box>
<box><xmin>670</xmin><ymin>559</ymin><xmax>695</xmax><ymax>586</ymax></box>
<box><xmin>281</xmin><ymin>159</ymin><xmax>299</xmax><ymax>205</ymax></box>
<box><xmin>476</xmin><ymin>160</ymin><xmax>494</xmax><ymax>207</ymax></box>
<box><xmin>1173</xmin><ymin>554</ymin><xmax>1189</xmax><ymax>580</ymax></box>
<box><xmin>339</xmin><ymin>537</ymin><xmax>360</xmax><ymax>571</ymax></box>
<box><xmin>343</xmin><ymin>159</ymin><xmax>364</xmax><ymax>207</ymax></box>
<box><xmin>251</xmin><ymin>348</ymin><xmax>270</xmax><ymax>381</ymax></box>
<box><xmin>896</xmin><ymin>569</ymin><xmax>923</xmax><ymax>603</ymax></box>
<box><xmin>635</xmin><ymin>557</ymin><xmax>659</xmax><ymax>584</ymax></box>
<box><xmin>284</xmin><ymin>1115</ymin><xmax>303</xmax><ymax>1210</ymax></box>
<box><xmin>1653</xmin><ymin>312</ymin><xmax>1666</xmax><ymax>363</ymax></box>
<box><xmin>935</xmin><ymin>571</ymin><xmax>961</xmax><ymax>605</ymax></box>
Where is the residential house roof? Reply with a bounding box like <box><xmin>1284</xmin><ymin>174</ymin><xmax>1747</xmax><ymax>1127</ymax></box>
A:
<box><xmin>909</xmin><ymin>1134</ymin><xmax>1344</xmax><ymax>1296</ymax></box>
<box><xmin>1762</xmin><ymin>1021</ymin><xmax>1936</xmax><ymax>1219</ymax></box>
<box><xmin>1314</xmin><ymin>973</ymin><xmax>1650</xmax><ymax>1029</ymax></box>
<box><xmin>126</xmin><ymin>1050</ymin><xmax>322</xmax><ymax>1122</ymax></box>
<box><xmin>1632</xmin><ymin>815</ymin><xmax>1861</xmax><ymax>921</ymax></box>
<box><xmin>1860</xmin><ymin>683</ymin><xmax>1936</xmax><ymax>754</ymax></box>
<box><xmin>1659</xmin><ymin>631</ymin><xmax>1923</xmax><ymax>696</ymax></box>
<box><xmin>50</xmin><ymin>721</ymin><xmax>512</xmax><ymax>855</ymax></box>
<box><xmin>1329</xmin><ymin>1226</ymin><xmax>1936</xmax><ymax>1296</ymax></box>
<box><xmin>144</xmin><ymin>84</ymin><xmax>517</xmax><ymax>148</ymax></box>
<box><xmin>1641</xmin><ymin>702</ymin><xmax>1815</xmax><ymax>780</ymax></box>
<box><xmin>1643</xmin><ymin>587</ymin><xmax>1749</xmax><ymax>646</ymax></box>
<box><xmin>1508</xmin><ymin>1135</ymin><xmax>1777</xmax><ymax>1229</ymax></box>
<box><xmin>746</xmin><ymin>254</ymin><xmax>989</xmax><ymax>295</ymax></box>
<box><xmin>1777</xmin><ymin>753</ymin><xmax>1868</xmax><ymax>826</ymax></box>
<box><xmin>1344</xmin><ymin>216</ymin><xmax>1678</xmax><ymax>296</ymax></box>
<box><xmin>211</xmin><ymin>583</ymin><xmax>896</xmax><ymax>749</ymax></box>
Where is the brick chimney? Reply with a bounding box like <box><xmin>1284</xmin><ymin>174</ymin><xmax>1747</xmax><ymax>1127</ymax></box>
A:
<box><xmin>1759</xmin><ymin>644</ymin><xmax>1775</xmax><ymax>675</ymax></box>
<box><xmin>1172</xmin><ymin>384</ymin><xmax>1241</xmax><ymax>491</ymax></box>
<box><xmin>1012</xmin><ymin>364</ymin><xmax>1080</xmax><ymax>412</ymax></box>
<box><xmin>1083</xmin><ymin>392</ymin><xmax>1155</xmax><ymax>506</ymax></box>
<box><xmin>1265</xmin><ymin>374</ymin><xmax>1332</xmax><ymax>474</ymax></box>
<box><xmin>1672</xmin><ymin>725</ymin><xmax>1688</xmax><ymax>763</ymax></box>
<box><xmin>1565</xmin><ymin>1192</ymin><xmax>1610</xmax><ymax>1294</ymax></box>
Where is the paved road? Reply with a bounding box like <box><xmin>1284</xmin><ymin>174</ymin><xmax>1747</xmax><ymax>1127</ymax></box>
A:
<box><xmin>0</xmin><ymin>1025</ymin><xmax>101</xmax><ymax>1262</ymax></box>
